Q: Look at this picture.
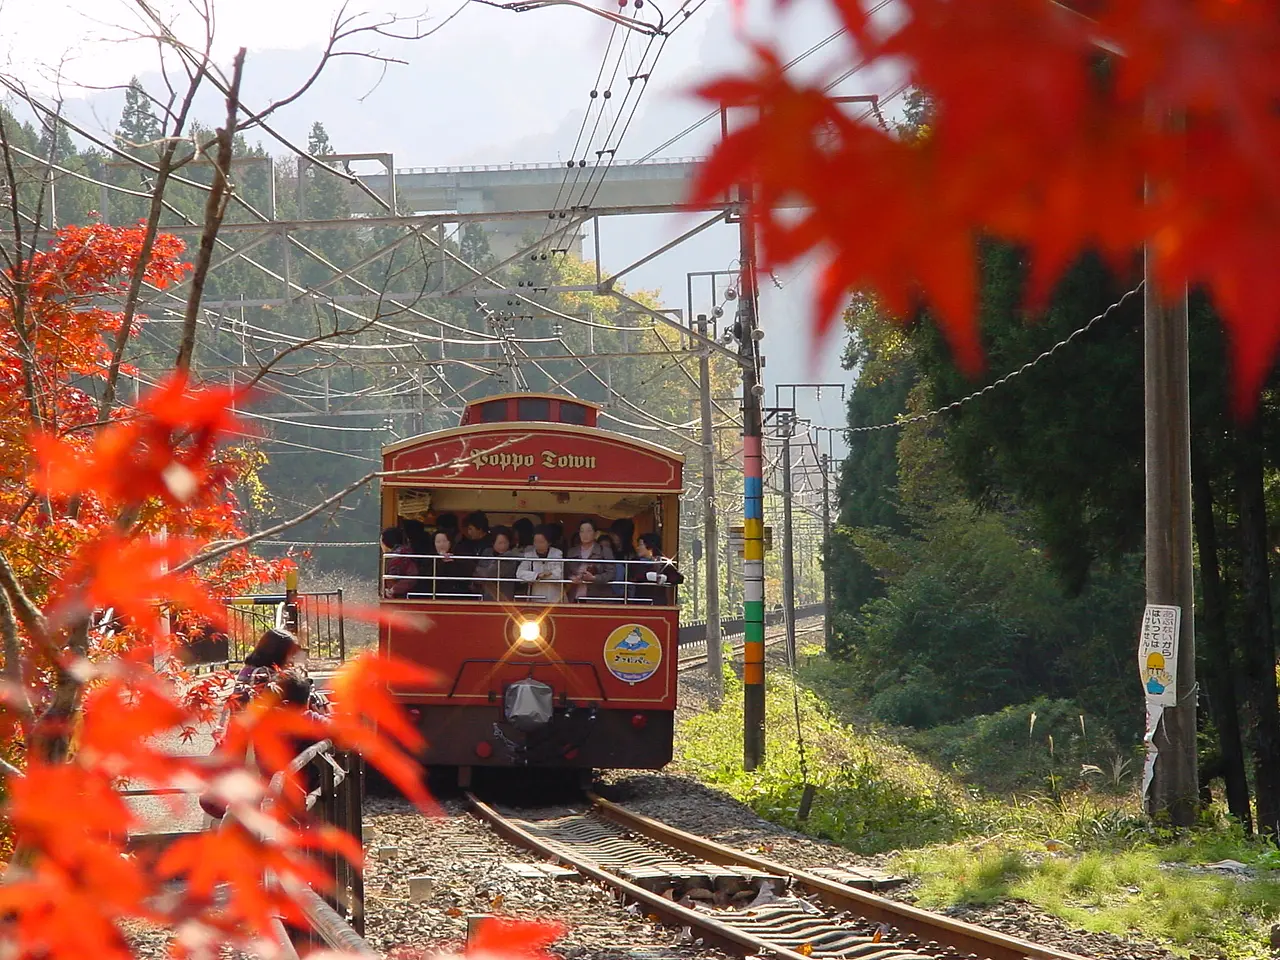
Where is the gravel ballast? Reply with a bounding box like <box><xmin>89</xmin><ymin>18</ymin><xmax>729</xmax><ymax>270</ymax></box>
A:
<box><xmin>363</xmin><ymin>796</ymin><xmax>733</xmax><ymax>960</ymax></box>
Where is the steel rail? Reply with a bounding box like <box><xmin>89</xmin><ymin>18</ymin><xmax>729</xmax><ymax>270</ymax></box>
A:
<box><xmin>677</xmin><ymin>623</ymin><xmax>824</xmax><ymax>672</ymax></box>
<box><xmin>465</xmin><ymin>792</ymin><xmax>819</xmax><ymax>960</ymax></box>
<box><xmin>588</xmin><ymin>796</ymin><xmax>1095</xmax><ymax>960</ymax></box>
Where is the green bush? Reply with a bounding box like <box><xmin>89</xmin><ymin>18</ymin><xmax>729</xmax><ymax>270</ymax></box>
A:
<box><xmin>907</xmin><ymin>698</ymin><xmax>1126</xmax><ymax>795</ymax></box>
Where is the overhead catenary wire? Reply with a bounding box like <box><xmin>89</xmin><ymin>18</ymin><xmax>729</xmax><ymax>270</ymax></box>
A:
<box><xmin>846</xmin><ymin>283</ymin><xmax>1145</xmax><ymax>434</ymax></box>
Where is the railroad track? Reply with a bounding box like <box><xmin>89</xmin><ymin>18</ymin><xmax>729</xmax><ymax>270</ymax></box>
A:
<box><xmin>678</xmin><ymin>620</ymin><xmax>824</xmax><ymax>672</ymax></box>
<box><xmin>467</xmin><ymin>792</ymin><xmax>1093</xmax><ymax>960</ymax></box>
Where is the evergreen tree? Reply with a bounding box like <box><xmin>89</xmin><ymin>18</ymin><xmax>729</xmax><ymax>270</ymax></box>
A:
<box><xmin>115</xmin><ymin>79</ymin><xmax>161</xmax><ymax>154</ymax></box>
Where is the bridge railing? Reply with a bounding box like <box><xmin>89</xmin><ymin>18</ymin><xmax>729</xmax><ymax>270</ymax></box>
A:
<box><xmin>393</xmin><ymin>156</ymin><xmax>705</xmax><ymax>176</ymax></box>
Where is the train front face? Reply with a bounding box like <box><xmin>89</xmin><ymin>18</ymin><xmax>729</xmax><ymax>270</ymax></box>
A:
<box><xmin>382</xmin><ymin>600</ymin><xmax>678</xmax><ymax>769</ymax></box>
<box><xmin>377</xmin><ymin>392</ymin><xmax>685</xmax><ymax>771</ymax></box>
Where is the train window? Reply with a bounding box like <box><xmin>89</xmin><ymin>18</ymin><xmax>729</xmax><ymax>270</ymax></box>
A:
<box><xmin>517</xmin><ymin>397</ymin><xmax>551</xmax><ymax>421</ymax></box>
<box><xmin>558</xmin><ymin>401</ymin><xmax>587</xmax><ymax>425</ymax></box>
<box><xmin>479</xmin><ymin>400</ymin><xmax>508</xmax><ymax>422</ymax></box>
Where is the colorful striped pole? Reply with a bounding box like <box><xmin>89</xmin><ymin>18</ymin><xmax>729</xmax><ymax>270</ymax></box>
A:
<box><xmin>739</xmin><ymin>216</ymin><xmax>766</xmax><ymax>771</ymax></box>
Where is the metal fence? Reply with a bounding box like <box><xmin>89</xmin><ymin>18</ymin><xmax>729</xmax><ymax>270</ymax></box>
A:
<box><xmin>678</xmin><ymin>602</ymin><xmax>825</xmax><ymax>647</ymax></box>
<box><xmin>216</xmin><ymin>590</ymin><xmax>346</xmax><ymax>665</ymax></box>
<box><xmin>279</xmin><ymin>743</ymin><xmax>368</xmax><ymax>952</ymax></box>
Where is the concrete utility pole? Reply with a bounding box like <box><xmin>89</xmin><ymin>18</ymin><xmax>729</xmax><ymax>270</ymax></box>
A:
<box><xmin>821</xmin><ymin>453</ymin><xmax>833</xmax><ymax>654</ymax></box>
<box><xmin>1144</xmin><ymin>263</ymin><xmax>1198</xmax><ymax>825</ymax></box>
<box><xmin>697</xmin><ymin>313</ymin><xmax>725</xmax><ymax>710</ymax></box>
<box><xmin>738</xmin><ymin>227</ymin><xmax>766</xmax><ymax>772</ymax></box>
<box><xmin>779</xmin><ymin>411</ymin><xmax>797</xmax><ymax>661</ymax></box>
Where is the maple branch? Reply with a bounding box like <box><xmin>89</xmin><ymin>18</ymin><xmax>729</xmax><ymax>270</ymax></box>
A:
<box><xmin>29</xmin><ymin>616</ymin><xmax>90</xmax><ymax>763</ymax></box>
<box><xmin>173</xmin><ymin>436</ymin><xmax>533</xmax><ymax>573</ymax></box>
<box><xmin>0</xmin><ymin>553</ymin><xmax>48</xmax><ymax>644</ymax></box>
<box><xmin>0</xmin><ymin>586</ymin><xmax>34</xmax><ymax>726</ymax></box>
<box><xmin>175</xmin><ymin>47</ymin><xmax>245</xmax><ymax>373</ymax></box>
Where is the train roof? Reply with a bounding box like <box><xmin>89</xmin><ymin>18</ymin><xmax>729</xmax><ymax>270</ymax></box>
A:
<box><xmin>382</xmin><ymin>419</ymin><xmax>684</xmax><ymax>494</ymax></box>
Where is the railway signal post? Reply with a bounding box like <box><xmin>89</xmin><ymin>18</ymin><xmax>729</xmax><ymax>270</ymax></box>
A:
<box><xmin>737</xmin><ymin>219</ymin><xmax>766</xmax><ymax>771</ymax></box>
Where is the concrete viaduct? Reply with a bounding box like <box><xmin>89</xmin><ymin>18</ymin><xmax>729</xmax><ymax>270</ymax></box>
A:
<box><xmin>351</xmin><ymin>156</ymin><xmax>703</xmax><ymax>258</ymax></box>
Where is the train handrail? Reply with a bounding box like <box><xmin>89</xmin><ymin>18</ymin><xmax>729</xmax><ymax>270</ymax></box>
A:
<box><xmin>382</xmin><ymin>554</ymin><xmax>684</xmax><ymax>603</ymax></box>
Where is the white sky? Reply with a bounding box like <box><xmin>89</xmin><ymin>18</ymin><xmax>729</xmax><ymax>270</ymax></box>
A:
<box><xmin>0</xmin><ymin>0</ymin><xmax>393</xmax><ymax>91</ymax></box>
<box><xmin>0</xmin><ymin>0</ymin><xmax>890</xmax><ymax>446</ymax></box>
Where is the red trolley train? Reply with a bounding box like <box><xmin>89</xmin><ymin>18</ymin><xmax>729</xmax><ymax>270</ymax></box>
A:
<box><xmin>378</xmin><ymin>392</ymin><xmax>684</xmax><ymax>780</ymax></box>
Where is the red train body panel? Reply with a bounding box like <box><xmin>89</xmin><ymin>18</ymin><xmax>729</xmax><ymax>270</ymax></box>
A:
<box><xmin>378</xmin><ymin>393</ymin><xmax>684</xmax><ymax>771</ymax></box>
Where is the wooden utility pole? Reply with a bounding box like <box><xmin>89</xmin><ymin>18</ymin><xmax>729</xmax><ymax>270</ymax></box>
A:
<box><xmin>697</xmin><ymin>313</ymin><xmax>725</xmax><ymax>710</ymax></box>
<box><xmin>1144</xmin><ymin>261</ymin><xmax>1198</xmax><ymax>825</ymax></box>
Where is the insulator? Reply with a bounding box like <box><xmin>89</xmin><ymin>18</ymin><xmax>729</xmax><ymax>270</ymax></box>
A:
<box><xmin>548</xmin><ymin>212</ymin><xmax>557</xmax><ymax>219</ymax></box>
<box><xmin>558</xmin><ymin>212</ymin><xmax>566</xmax><ymax>219</ymax></box>
<box><xmin>603</xmin><ymin>90</ymin><xmax>612</xmax><ymax>99</ymax></box>
<box><xmin>590</xmin><ymin>89</ymin><xmax>599</xmax><ymax>98</ymax></box>
<box><xmin>540</xmin><ymin>253</ymin><xmax>548</xmax><ymax>260</ymax></box>
<box><xmin>578</xmin><ymin>159</ymin><xmax>587</xmax><ymax>167</ymax></box>
<box><xmin>712</xmin><ymin>306</ymin><xmax>724</xmax><ymax>318</ymax></box>
<box><xmin>725</xmin><ymin>288</ymin><xmax>737</xmax><ymax>300</ymax></box>
<box><xmin>566</xmin><ymin>160</ymin><xmax>575</xmax><ymax>168</ymax></box>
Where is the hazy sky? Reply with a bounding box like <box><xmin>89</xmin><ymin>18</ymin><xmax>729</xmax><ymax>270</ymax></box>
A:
<box><xmin>0</xmin><ymin>0</ymin><xmax>902</xmax><ymax>447</ymax></box>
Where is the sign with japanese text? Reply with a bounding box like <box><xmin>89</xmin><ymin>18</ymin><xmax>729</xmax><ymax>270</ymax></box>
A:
<box><xmin>384</xmin><ymin>426</ymin><xmax>682</xmax><ymax>492</ymax></box>
<box><xmin>1138</xmin><ymin>604</ymin><xmax>1180</xmax><ymax>707</ymax></box>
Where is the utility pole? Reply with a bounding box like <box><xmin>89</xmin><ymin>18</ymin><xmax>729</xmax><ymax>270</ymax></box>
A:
<box><xmin>821</xmin><ymin>453</ymin><xmax>833</xmax><ymax>654</ymax></box>
<box><xmin>738</xmin><ymin>220</ymin><xmax>766</xmax><ymax>771</ymax></box>
<box><xmin>1144</xmin><ymin>265</ymin><xmax>1198</xmax><ymax>825</ymax></box>
<box><xmin>697</xmin><ymin>313</ymin><xmax>725</xmax><ymax>710</ymax></box>
<box><xmin>779</xmin><ymin>411</ymin><xmax>797</xmax><ymax>661</ymax></box>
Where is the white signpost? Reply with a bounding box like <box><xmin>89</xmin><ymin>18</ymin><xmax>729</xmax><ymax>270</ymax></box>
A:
<box><xmin>1138</xmin><ymin>603</ymin><xmax>1181</xmax><ymax>799</ymax></box>
<box><xmin>1138</xmin><ymin>603</ymin><xmax>1180</xmax><ymax>707</ymax></box>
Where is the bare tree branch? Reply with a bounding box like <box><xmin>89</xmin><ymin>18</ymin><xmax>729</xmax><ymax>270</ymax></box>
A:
<box><xmin>172</xmin><ymin>436</ymin><xmax>534</xmax><ymax>574</ymax></box>
<box><xmin>175</xmin><ymin>47</ymin><xmax>245</xmax><ymax>373</ymax></box>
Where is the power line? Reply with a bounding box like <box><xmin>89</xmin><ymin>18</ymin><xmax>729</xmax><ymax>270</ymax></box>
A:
<box><xmin>846</xmin><ymin>283</ymin><xmax>1144</xmax><ymax>433</ymax></box>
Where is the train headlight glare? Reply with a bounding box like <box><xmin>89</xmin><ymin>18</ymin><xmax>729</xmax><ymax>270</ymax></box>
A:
<box><xmin>518</xmin><ymin>620</ymin><xmax>542</xmax><ymax>644</ymax></box>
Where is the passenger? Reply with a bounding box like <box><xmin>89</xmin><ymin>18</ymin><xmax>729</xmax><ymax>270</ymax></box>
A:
<box><xmin>380</xmin><ymin>527</ymin><xmax>420</xmax><ymax>599</ymax></box>
<box><xmin>434</xmin><ymin>513</ymin><xmax>460</xmax><ymax>548</ymax></box>
<box><xmin>457</xmin><ymin>511</ymin><xmax>491</xmax><ymax>554</ymax></box>
<box><xmin>512</xmin><ymin>517</ymin><xmax>535</xmax><ymax>551</ymax></box>
<box><xmin>516</xmin><ymin>525</ymin><xmax>565</xmax><ymax>603</ymax></box>
<box><xmin>546</xmin><ymin>521</ymin><xmax>565</xmax><ymax>551</ymax></box>
<box><xmin>429</xmin><ymin>529</ymin><xmax>472</xmax><ymax>598</ymax></box>
<box><xmin>475</xmin><ymin>525</ymin><xmax>520</xmax><ymax>601</ymax></box>
<box><xmin>606</xmin><ymin>518</ymin><xmax>636</xmax><ymax>598</ymax></box>
<box><xmin>402</xmin><ymin>518</ymin><xmax>432</xmax><ymax>558</ymax></box>
<box><xmin>628</xmin><ymin>533</ymin><xmax>686</xmax><ymax>604</ymax></box>
<box><xmin>565</xmin><ymin>518</ymin><xmax>614</xmax><ymax>601</ymax></box>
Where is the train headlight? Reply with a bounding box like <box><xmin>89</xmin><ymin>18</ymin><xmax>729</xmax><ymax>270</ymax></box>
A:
<box><xmin>517</xmin><ymin>619</ymin><xmax>542</xmax><ymax>647</ymax></box>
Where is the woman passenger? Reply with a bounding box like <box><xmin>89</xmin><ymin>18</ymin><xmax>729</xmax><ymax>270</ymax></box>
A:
<box><xmin>380</xmin><ymin>527</ymin><xmax>420</xmax><ymax>599</ymax></box>
<box><xmin>512</xmin><ymin>517</ymin><xmax>535</xmax><ymax>551</ymax></box>
<box><xmin>628</xmin><ymin>533</ymin><xmax>686</xmax><ymax>604</ymax></box>
<box><xmin>475</xmin><ymin>525</ymin><xmax>520</xmax><ymax>601</ymax></box>
<box><xmin>516</xmin><ymin>525</ymin><xmax>565</xmax><ymax>603</ymax></box>
<box><xmin>429</xmin><ymin>529</ymin><xmax>471</xmax><ymax>598</ymax></box>
<box><xmin>565</xmin><ymin>518</ymin><xmax>614</xmax><ymax>601</ymax></box>
<box><xmin>607</xmin><ymin>518</ymin><xmax>636</xmax><ymax>599</ymax></box>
